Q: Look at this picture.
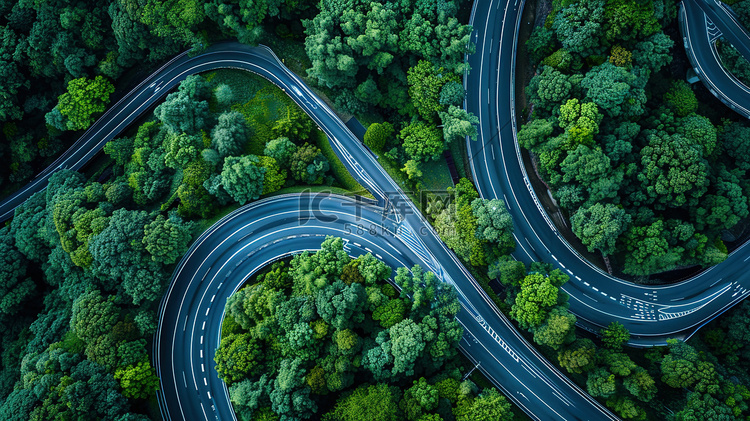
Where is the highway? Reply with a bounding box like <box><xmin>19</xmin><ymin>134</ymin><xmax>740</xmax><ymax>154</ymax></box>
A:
<box><xmin>465</xmin><ymin>0</ymin><xmax>750</xmax><ymax>345</ymax></box>
<box><xmin>1</xmin><ymin>0</ymin><xmax>749</xmax><ymax>418</ymax></box>
<box><xmin>680</xmin><ymin>0</ymin><xmax>750</xmax><ymax>118</ymax></box>
<box><xmin>156</xmin><ymin>193</ymin><xmax>617</xmax><ymax>421</ymax></box>
<box><xmin>0</xmin><ymin>38</ymin><xmax>619</xmax><ymax>420</ymax></box>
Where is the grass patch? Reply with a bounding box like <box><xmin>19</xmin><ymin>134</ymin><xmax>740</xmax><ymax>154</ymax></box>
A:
<box><xmin>420</xmin><ymin>159</ymin><xmax>454</xmax><ymax>191</ymax></box>
<box><xmin>270</xmin><ymin>185</ymin><xmax>355</xmax><ymax>197</ymax></box>
<box><xmin>203</xmin><ymin>69</ymin><xmax>302</xmax><ymax>156</ymax></box>
<box><xmin>195</xmin><ymin>202</ymin><xmax>242</xmax><ymax>233</ymax></box>
<box><xmin>263</xmin><ymin>35</ymin><xmax>312</xmax><ymax>78</ymax></box>
<box><xmin>450</xmin><ymin>139</ymin><xmax>468</xmax><ymax>179</ymax></box>
<box><xmin>377</xmin><ymin>155</ymin><xmax>425</xmax><ymax>210</ymax></box>
<box><xmin>313</xmin><ymin>129</ymin><xmax>372</xmax><ymax>196</ymax></box>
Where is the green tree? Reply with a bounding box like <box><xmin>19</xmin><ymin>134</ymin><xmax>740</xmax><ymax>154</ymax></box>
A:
<box><xmin>571</xmin><ymin>203</ymin><xmax>630</xmax><ymax>256</ymax></box>
<box><xmin>580</xmin><ymin>62</ymin><xmax>646</xmax><ymax>119</ymax></box>
<box><xmin>142</xmin><ymin>214</ymin><xmax>192</xmax><ymax>265</ymax></box>
<box><xmin>228</xmin><ymin>376</ymin><xmax>274</xmax><ymax>421</ymax></box>
<box><xmin>0</xmin><ymin>227</ymin><xmax>36</xmax><ymax>315</ymax></box>
<box><xmin>660</xmin><ymin>340</ymin><xmax>698</xmax><ymax>389</ymax></box>
<box><xmin>622</xmin><ymin>220</ymin><xmax>681</xmax><ymax>276</ymax></box>
<box><xmin>70</xmin><ymin>289</ymin><xmax>118</xmax><ymax>343</ymax></box>
<box><xmin>526</xmin><ymin>26</ymin><xmax>557</xmax><ymax>64</ymax></box>
<box><xmin>721</xmin><ymin>120</ymin><xmax>750</xmax><ymax>171</ymax></box>
<box><xmin>324</xmin><ymin>383</ymin><xmax>399</xmax><ymax>421</ymax></box>
<box><xmin>623</xmin><ymin>369</ymin><xmax>657</xmax><ymax>402</ymax></box>
<box><xmin>603</xmin><ymin>0</ymin><xmax>660</xmax><ymax>44</ymax></box>
<box><xmin>674</xmin><ymin>393</ymin><xmax>734</xmax><ymax>421</ymax></box>
<box><xmin>517</xmin><ymin>118</ymin><xmax>554</xmax><ymax>150</ymax></box>
<box><xmin>606</xmin><ymin>396</ymin><xmax>646</xmax><ymax>420</ymax></box>
<box><xmin>533</xmin><ymin>307</ymin><xmax>576</xmax><ymax>350</ymax></box>
<box><xmin>214</xmin><ymin>84</ymin><xmax>234</xmax><ymax>106</ymax></box>
<box><xmin>155</xmin><ymin>86</ymin><xmax>210</xmax><ymax>134</ymax></box>
<box><xmin>400</xmin><ymin>377</ymin><xmax>438</xmax><ymax>420</ymax></box>
<box><xmin>163</xmin><ymin>132</ymin><xmax>202</xmax><ymax>169</ymax></box>
<box><xmin>402</xmin><ymin>160</ymin><xmax>423</xmax><ymax>180</ymax></box>
<box><xmin>401</xmin><ymin>120</ymin><xmax>445</xmax><ymax>162</ymax></box>
<box><xmin>104</xmin><ymin>137</ymin><xmax>135</xmax><ymax>167</ymax></box>
<box><xmin>455</xmin><ymin>388</ymin><xmax>512</xmax><ymax>421</ymax></box>
<box><xmin>114</xmin><ymin>360</ymin><xmax>159</xmax><ymax>400</ymax></box>
<box><xmin>471</xmin><ymin>198</ymin><xmax>515</xmax><ymax>256</ymax></box>
<box><xmin>488</xmin><ymin>258</ymin><xmax>526</xmax><ymax>287</ymax></box>
<box><xmin>601</xmin><ymin>321</ymin><xmax>630</xmax><ymax>350</ymax></box>
<box><xmin>272</xmin><ymin>104</ymin><xmax>315</xmax><ymax>139</ymax></box>
<box><xmin>372</xmin><ymin>299</ymin><xmax>406</xmax><ymax>329</ymax></box>
<box><xmin>632</xmin><ymin>32</ymin><xmax>674</xmax><ymax>73</ymax></box>
<box><xmin>258</xmin><ymin>156</ymin><xmax>286</xmax><ymax>195</ymax></box>
<box><xmin>434</xmin><ymin>203</ymin><xmax>485</xmax><ymax>266</ymax></box>
<box><xmin>388</xmin><ymin>318</ymin><xmax>425</xmax><ymax>377</ymax></box>
<box><xmin>440</xmin><ymin>106</ymin><xmax>479</xmax><ymax>144</ymax></box>
<box><xmin>527</xmin><ymin>66</ymin><xmax>573</xmax><ymax>111</ymax></box>
<box><xmin>219</xmin><ymin>155</ymin><xmax>266</xmax><ymax>205</ymax></box>
<box><xmin>215</xmin><ymin>333</ymin><xmax>263</xmax><ymax>385</ymax></box>
<box><xmin>355</xmin><ymin>77</ymin><xmax>382</xmax><ymax>105</ymax></box>
<box><xmin>264</xmin><ymin>137</ymin><xmax>297</xmax><ymax>168</ymax></box>
<box><xmin>212</xmin><ymin>111</ymin><xmax>248</xmax><ymax>158</ymax></box>
<box><xmin>439</xmin><ymin>81</ymin><xmax>465</xmax><ymax>106</ymax></box>
<box><xmin>49</xmin><ymin>75</ymin><xmax>114</xmax><ymax>131</ymax></box>
<box><xmin>558</xmin><ymin>339</ymin><xmax>597</xmax><ymax>374</ymax></box>
<box><xmin>599</xmin><ymin>350</ymin><xmax>637</xmax><ymax>378</ymax></box>
<box><xmin>587</xmin><ymin>368</ymin><xmax>616</xmax><ymax>398</ymax></box>
<box><xmin>364</xmin><ymin>122</ymin><xmax>394</xmax><ymax>152</ymax></box>
<box><xmin>558</xmin><ymin>98</ymin><xmax>601</xmax><ymax>147</ymax></box>
<box><xmin>290</xmin><ymin>143</ymin><xmax>330</xmax><ymax>184</ymax></box>
<box><xmin>511</xmin><ymin>273</ymin><xmax>560</xmax><ymax>330</ymax></box>
<box><xmin>678</xmin><ymin>113</ymin><xmax>717</xmax><ymax>157</ymax></box>
<box><xmin>552</xmin><ymin>0</ymin><xmax>605</xmax><ymax>55</ymax></box>
<box><xmin>407</xmin><ymin>60</ymin><xmax>458</xmax><ymax>122</ymax></box>
<box><xmin>638</xmin><ymin>131</ymin><xmax>709</xmax><ymax>209</ymax></box>
<box><xmin>664</xmin><ymin>80</ymin><xmax>698</xmax><ymax>117</ymax></box>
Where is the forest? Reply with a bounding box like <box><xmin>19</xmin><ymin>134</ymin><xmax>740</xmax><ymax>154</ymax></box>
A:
<box><xmin>4</xmin><ymin>0</ymin><xmax>750</xmax><ymax>419</ymax></box>
<box><xmin>518</xmin><ymin>0</ymin><xmax>750</xmax><ymax>278</ymax></box>
<box><xmin>214</xmin><ymin>237</ymin><xmax>515</xmax><ymax>420</ymax></box>
<box><xmin>0</xmin><ymin>0</ymin><xmax>482</xmax><ymax>417</ymax></box>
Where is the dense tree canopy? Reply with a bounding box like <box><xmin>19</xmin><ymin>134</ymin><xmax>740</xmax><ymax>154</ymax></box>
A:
<box><xmin>216</xmin><ymin>237</ymin><xmax>473</xmax><ymax>420</ymax></box>
<box><xmin>519</xmin><ymin>0</ymin><xmax>750</xmax><ymax>277</ymax></box>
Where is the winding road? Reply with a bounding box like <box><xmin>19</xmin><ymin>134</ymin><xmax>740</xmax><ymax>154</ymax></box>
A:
<box><xmin>1</xmin><ymin>0</ymin><xmax>750</xmax><ymax>420</ymax></box>
<box><xmin>156</xmin><ymin>193</ymin><xmax>616</xmax><ymax>421</ymax></box>
<box><xmin>681</xmin><ymin>0</ymin><xmax>750</xmax><ymax>118</ymax></box>
<box><xmin>466</xmin><ymin>0</ymin><xmax>750</xmax><ymax>346</ymax></box>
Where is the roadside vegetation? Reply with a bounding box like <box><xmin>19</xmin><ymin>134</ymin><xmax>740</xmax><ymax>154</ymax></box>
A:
<box><xmin>215</xmin><ymin>237</ymin><xmax>516</xmax><ymax>421</ymax></box>
<box><xmin>7</xmin><ymin>0</ymin><xmax>750</xmax><ymax>419</ymax></box>
<box><xmin>0</xmin><ymin>60</ymin><xmax>361</xmax><ymax>419</ymax></box>
<box><xmin>716</xmin><ymin>1</ymin><xmax>750</xmax><ymax>87</ymax></box>
<box><xmin>517</xmin><ymin>0</ymin><xmax>750</xmax><ymax>279</ymax></box>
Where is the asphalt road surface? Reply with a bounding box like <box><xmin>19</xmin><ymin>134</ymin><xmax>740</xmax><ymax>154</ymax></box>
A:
<box><xmin>466</xmin><ymin>0</ymin><xmax>750</xmax><ymax>346</ymax></box>
<box><xmin>680</xmin><ymin>0</ymin><xmax>750</xmax><ymax>118</ymax></box>
<box><xmin>4</xmin><ymin>0</ymin><xmax>750</xmax><ymax>418</ymax></box>
<box><xmin>156</xmin><ymin>193</ymin><xmax>617</xmax><ymax>421</ymax></box>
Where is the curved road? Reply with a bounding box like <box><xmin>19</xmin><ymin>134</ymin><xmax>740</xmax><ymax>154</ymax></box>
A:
<box><xmin>157</xmin><ymin>193</ymin><xmax>617</xmax><ymax>421</ymax></box>
<box><xmin>466</xmin><ymin>0</ymin><xmax>750</xmax><ymax>346</ymax></box>
<box><xmin>0</xmin><ymin>40</ymin><xmax>618</xmax><ymax>420</ymax></box>
<box><xmin>3</xmin><ymin>0</ymin><xmax>750</xmax><ymax>419</ymax></box>
<box><xmin>681</xmin><ymin>0</ymin><xmax>750</xmax><ymax>118</ymax></box>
